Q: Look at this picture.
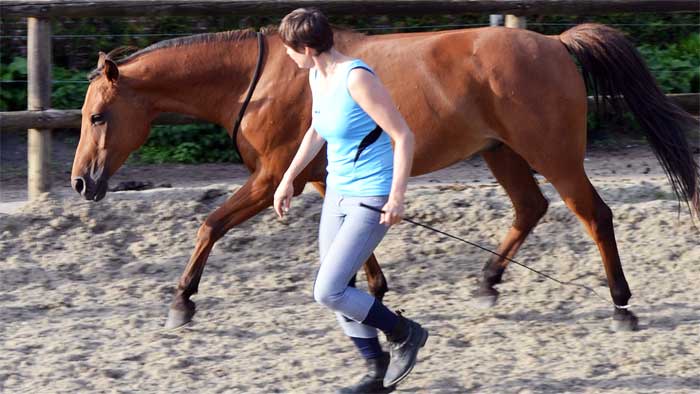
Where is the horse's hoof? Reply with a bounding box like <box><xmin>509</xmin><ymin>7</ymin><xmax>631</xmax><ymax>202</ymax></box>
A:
<box><xmin>473</xmin><ymin>287</ymin><xmax>499</xmax><ymax>309</ymax></box>
<box><xmin>610</xmin><ymin>308</ymin><xmax>639</xmax><ymax>332</ymax></box>
<box><xmin>165</xmin><ymin>306</ymin><xmax>195</xmax><ymax>330</ymax></box>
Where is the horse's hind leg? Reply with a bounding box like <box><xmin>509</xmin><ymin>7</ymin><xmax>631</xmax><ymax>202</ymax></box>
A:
<box><xmin>546</xmin><ymin>167</ymin><xmax>638</xmax><ymax>331</ymax></box>
<box><xmin>311</xmin><ymin>181</ymin><xmax>389</xmax><ymax>300</ymax></box>
<box><xmin>361</xmin><ymin>254</ymin><xmax>389</xmax><ymax>301</ymax></box>
<box><xmin>476</xmin><ymin>145</ymin><xmax>549</xmax><ymax>307</ymax></box>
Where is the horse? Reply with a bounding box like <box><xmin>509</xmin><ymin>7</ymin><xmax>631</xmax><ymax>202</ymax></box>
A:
<box><xmin>71</xmin><ymin>24</ymin><xmax>699</xmax><ymax>332</ymax></box>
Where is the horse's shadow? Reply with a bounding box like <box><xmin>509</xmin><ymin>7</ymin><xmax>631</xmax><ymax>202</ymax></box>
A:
<box><xmin>486</xmin><ymin>301</ymin><xmax>700</xmax><ymax>331</ymax></box>
<box><xmin>486</xmin><ymin>374</ymin><xmax>700</xmax><ymax>394</ymax></box>
<box><xmin>402</xmin><ymin>373</ymin><xmax>700</xmax><ymax>394</ymax></box>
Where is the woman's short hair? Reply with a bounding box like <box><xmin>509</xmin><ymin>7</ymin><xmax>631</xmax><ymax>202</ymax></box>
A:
<box><xmin>279</xmin><ymin>8</ymin><xmax>334</xmax><ymax>54</ymax></box>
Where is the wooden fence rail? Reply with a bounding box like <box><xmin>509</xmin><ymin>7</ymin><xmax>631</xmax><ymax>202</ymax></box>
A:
<box><xmin>0</xmin><ymin>111</ymin><xmax>208</xmax><ymax>131</ymax></box>
<box><xmin>2</xmin><ymin>94</ymin><xmax>698</xmax><ymax>132</ymax></box>
<box><xmin>2</xmin><ymin>0</ymin><xmax>698</xmax><ymax>18</ymax></box>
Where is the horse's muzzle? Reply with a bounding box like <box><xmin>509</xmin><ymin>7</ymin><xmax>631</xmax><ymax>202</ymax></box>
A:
<box><xmin>71</xmin><ymin>175</ymin><xmax>108</xmax><ymax>201</ymax></box>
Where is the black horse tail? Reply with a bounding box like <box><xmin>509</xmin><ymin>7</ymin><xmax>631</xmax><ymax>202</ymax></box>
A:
<box><xmin>559</xmin><ymin>23</ymin><xmax>699</xmax><ymax>219</ymax></box>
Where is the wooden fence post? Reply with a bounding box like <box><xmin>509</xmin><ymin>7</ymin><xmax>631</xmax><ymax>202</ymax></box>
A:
<box><xmin>27</xmin><ymin>17</ymin><xmax>52</xmax><ymax>200</ymax></box>
<box><xmin>505</xmin><ymin>14</ymin><xmax>527</xmax><ymax>29</ymax></box>
<box><xmin>489</xmin><ymin>14</ymin><xmax>503</xmax><ymax>26</ymax></box>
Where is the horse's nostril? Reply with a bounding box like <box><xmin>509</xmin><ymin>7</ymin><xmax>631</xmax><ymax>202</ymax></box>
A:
<box><xmin>72</xmin><ymin>177</ymin><xmax>86</xmax><ymax>195</ymax></box>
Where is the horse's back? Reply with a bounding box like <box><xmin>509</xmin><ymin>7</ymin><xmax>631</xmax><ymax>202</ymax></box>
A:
<box><xmin>338</xmin><ymin>27</ymin><xmax>587</xmax><ymax>175</ymax></box>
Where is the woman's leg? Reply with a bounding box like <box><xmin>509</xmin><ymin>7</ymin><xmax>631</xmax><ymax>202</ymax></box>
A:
<box><xmin>318</xmin><ymin>191</ymin><xmax>382</xmax><ymax>350</ymax></box>
<box><xmin>314</xmin><ymin>195</ymin><xmax>394</xmax><ymax>328</ymax></box>
<box><xmin>317</xmin><ymin>193</ymin><xmax>392</xmax><ymax>393</ymax></box>
<box><xmin>316</xmin><ymin>193</ymin><xmax>428</xmax><ymax>389</ymax></box>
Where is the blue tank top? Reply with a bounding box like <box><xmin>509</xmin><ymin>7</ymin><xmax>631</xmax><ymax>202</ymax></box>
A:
<box><xmin>310</xmin><ymin>59</ymin><xmax>394</xmax><ymax>196</ymax></box>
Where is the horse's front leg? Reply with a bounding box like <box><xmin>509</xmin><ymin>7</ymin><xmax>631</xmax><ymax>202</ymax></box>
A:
<box><xmin>165</xmin><ymin>173</ymin><xmax>275</xmax><ymax>329</ymax></box>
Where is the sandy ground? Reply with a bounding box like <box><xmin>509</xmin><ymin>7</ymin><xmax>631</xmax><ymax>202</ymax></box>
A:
<box><xmin>1</xmin><ymin>135</ymin><xmax>700</xmax><ymax>393</ymax></box>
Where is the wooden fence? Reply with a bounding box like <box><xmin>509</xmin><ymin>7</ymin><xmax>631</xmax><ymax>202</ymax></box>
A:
<box><xmin>1</xmin><ymin>0</ymin><xmax>698</xmax><ymax>199</ymax></box>
<box><xmin>3</xmin><ymin>1</ymin><xmax>698</xmax><ymax>17</ymax></box>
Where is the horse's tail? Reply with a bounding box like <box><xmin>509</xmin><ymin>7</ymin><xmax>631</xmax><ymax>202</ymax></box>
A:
<box><xmin>559</xmin><ymin>23</ymin><xmax>700</xmax><ymax>218</ymax></box>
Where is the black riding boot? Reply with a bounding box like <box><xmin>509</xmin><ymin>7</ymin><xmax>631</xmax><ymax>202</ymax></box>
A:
<box><xmin>383</xmin><ymin>312</ymin><xmax>429</xmax><ymax>387</ymax></box>
<box><xmin>337</xmin><ymin>351</ymin><xmax>395</xmax><ymax>394</ymax></box>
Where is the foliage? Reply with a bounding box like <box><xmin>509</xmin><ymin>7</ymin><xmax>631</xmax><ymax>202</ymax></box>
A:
<box><xmin>526</xmin><ymin>13</ymin><xmax>698</xmax><ymax>45</ymax></box>
<box><xmin>0</xmin><ymin>57</ymin><xmax>27</xmax><ymax>111</ymax></box>
<box><xmin>51</xmin><ymin>67</ymin><xmax>89</xmax><ymax>109</ymax></box>
<box><xmin>135</xmin><ymin>124</ymin><xmax>239</xmax><ymax>164</ymax></box>
<box><xmin>0</xmin><ymin>58</ymin><xmax>87</xmax><ymax>111</ymax></box>
<box><xmin>638</xmin><ymin>33</ymin><xmax>700</xmax><ymax>93</ymax></box>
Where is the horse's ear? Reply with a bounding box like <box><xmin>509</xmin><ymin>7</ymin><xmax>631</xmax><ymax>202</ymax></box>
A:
<box><xmin>97</xmin><ymin>51</ymin><xmax>119</xmax><ymax>84</ymax></box>
<box><xmin>104</xmin><ymin>58</ymin><xmax>119</xmax><ymax>84</ymax></box>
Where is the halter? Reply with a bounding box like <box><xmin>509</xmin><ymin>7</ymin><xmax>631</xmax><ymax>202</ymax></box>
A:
<box><xmin>232</xmin><ymin>32</ymin><xmax>266</xmax><ymax>158</ymax></box>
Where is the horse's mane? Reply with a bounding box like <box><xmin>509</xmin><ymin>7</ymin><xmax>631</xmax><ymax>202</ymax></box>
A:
<box><xmin>87</xmin><ymin>27</ymin><xmax>277</xmax><ymax>81</ymax></box>
<box><xmin>86</xmin><ymin>24</ymin><xmax>361</xmax><ymax>81</ymax></box>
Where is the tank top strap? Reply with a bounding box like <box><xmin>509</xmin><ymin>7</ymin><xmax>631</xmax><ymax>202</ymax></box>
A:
<box><xmin>345</xmin><ymin>59</ymin><xmax>375</xmax><ymax>82</ymax></box>
<box><xmin>343</xmin><ymin>59</ymin><xmax>375</xmax><ymax>103</ymax></box>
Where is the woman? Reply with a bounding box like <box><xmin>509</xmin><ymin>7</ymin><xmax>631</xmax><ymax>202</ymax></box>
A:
<box><xmin>273</xmin><ymin>8</ymin><xmax>428</xmax><ymax>394</ymax></box>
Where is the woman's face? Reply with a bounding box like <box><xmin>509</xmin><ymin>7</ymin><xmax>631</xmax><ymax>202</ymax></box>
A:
<box><xmin>284</xmin><ymin>44</ymin><xmax>314</xmax><ymax>69</ymax></box>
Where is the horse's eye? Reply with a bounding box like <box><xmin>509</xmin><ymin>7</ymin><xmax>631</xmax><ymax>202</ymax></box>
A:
<box><xmin>91</xmin><ymin>114</ymin><xmax>105</xmax><ymax>125</ymax></box>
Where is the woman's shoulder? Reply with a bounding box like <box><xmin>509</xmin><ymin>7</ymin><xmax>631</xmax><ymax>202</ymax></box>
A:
<box><xmin>346</xmin><ymin>58</ymin><xmax>376</xmax><ymax>81</ymax></box>
<box><xmin>345</xmin><ymin>59</ymin><xmax>375</xmax><ymax>84</ymax></box>
<box><xmin>344</xmin><ymin>58</ymin><xmax>372</xmax><ymax>71</ymax></box>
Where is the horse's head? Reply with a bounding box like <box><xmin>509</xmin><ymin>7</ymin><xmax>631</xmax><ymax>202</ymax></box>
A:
<box><xmin>71</xmin><ymin>52</ymin><xmax>152</xmax><ymax>201</ymax></box>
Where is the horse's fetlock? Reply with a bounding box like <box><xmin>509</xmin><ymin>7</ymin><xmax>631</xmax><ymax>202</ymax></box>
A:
<box><xmin>482</xmin><ymin>262</ymin><xmax>505</xmax><ymax>287</ymax></box>
<box><xmin>170</xmin><ymin>294</ymin><xmax>195</xmax><ymax>311</ymax></box>
<box><xmin>369</xmin><ymin>279</ymin><xmax>389</xmax><ymax>301</ymax></box>
<box><xmin>611</xmin><ymin>287</ymin><xmax>631</xmax><ymax>307</ymax></box>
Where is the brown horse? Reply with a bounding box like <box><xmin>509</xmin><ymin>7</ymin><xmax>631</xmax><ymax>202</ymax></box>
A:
<box><xmin>72</xmin><ymin>24</ymin><xmax>699</xmax><ymax>332</ymax></box>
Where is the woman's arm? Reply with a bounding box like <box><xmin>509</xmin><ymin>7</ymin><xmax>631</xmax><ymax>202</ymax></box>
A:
<box><xmin>347</xmin><ymin>68</ymin><xmax>415</xmax><ymax>226</ymax></box>
<box><xmin>274</xmin><ymin>126</ymin><xmax>326</xmax><ymax>218</ymax></box>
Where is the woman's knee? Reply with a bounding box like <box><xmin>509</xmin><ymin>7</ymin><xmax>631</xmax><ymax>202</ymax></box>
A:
<box><xmin>313</xmin><ymin>284</ymin><xmax>345</xmax><ymax>310</ymax></box>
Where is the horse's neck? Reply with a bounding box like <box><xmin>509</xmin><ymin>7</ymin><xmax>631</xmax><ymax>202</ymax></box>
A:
<box><xmin>120</xmin><ymin>37</ymin><xmax>263</xmax><ymax>129</ymax></box>
<box><xmin>118</xmin><ymin>31</ymin><xmax>366</xmax><ymax>129</ymax></box>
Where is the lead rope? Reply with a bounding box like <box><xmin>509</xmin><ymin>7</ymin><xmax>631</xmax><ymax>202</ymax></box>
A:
<box><xmin>359</xmin><ymin>203</ymin><xmax>627</xmax><ymax>309</ymax></box>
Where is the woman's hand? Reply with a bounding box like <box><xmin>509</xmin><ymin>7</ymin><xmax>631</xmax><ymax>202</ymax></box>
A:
<box><xmin>272</xmin><ymin>126</ymin><xmax>325</xmax><ymax>220</ymax></box>
<box><xmin>274</xmin><ymin>178</ymin><xmax>295</xmax><ymax>219</ymax></box>
<box><xmin>379</xmin><ymin>197</ymin><xmax>405</xmax><ymax>226</ymax></box>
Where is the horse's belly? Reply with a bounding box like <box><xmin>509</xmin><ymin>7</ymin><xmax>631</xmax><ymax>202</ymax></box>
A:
<box><xmin>411</xmin><ymin>130</ymin><xmax>495</xmax><ymax>176</ymax></box>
